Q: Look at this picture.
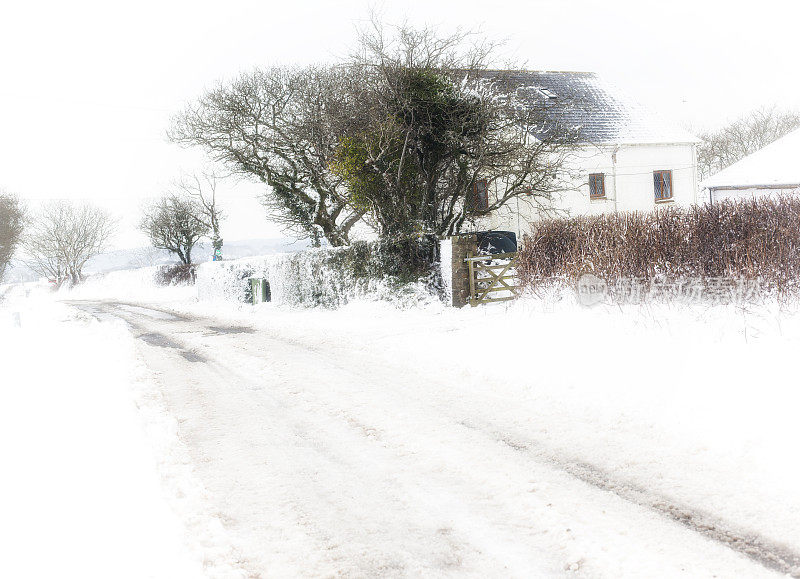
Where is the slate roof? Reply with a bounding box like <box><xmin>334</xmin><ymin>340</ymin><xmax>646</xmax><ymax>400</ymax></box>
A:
<box><xmin>477</xmin><ymin>70</ymin><xmax>699</xmax><ymax>146</ymax></box>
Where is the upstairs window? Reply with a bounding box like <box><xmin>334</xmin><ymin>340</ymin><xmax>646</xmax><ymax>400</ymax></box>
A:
<box><xmin>589</xmin><ymin>173</ymin><xmax>606</xmax><ymax>199</ymax></box>
<box><xmin>472</xmin><ymin>179</ymin><xmax>489</xmax><ymax>211</ymax></box>
<box><xmin>653</xmin><ymin>170</ymin><xmax>673</xmax><ymax>201</ymax></box>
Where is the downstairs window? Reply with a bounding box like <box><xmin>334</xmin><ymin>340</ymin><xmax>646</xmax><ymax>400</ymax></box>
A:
<box><xmin>589</xmin><ymin>173</ymin><xmax>606</xmax><ymax>199</ymax></box>
<box><xmin>653</xmin><ymin>170</ymin><xmax>673</xmax><ymax>201</ymax></box>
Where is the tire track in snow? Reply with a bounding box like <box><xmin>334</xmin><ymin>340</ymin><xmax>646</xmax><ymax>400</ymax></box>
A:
<box><xmin>244</xmin><ymin>307</ymin><xmax>800</xmax><ymax>577</ymax></box>
<box><xmin>216</xmin><ymin>306</ymin><xmax>800</xmax><ymax>577</ymax></box>
<box><xmin>71</xmin><ymin>300</ymin><xmax>800</xmax><ymax>576</ymax></box>
<box><xmin>73</xmin><ymin>300</ymin><xmax>488</xmax><ymax>576</ymax></box>
<box><xmin>70</xmin><ymin>301</ymin><xmax>208</xmax><ymax>363</ymax></box>
<box><xmin>459</xmin><ymin>420</ymin><xmax>800</xmax><ymax>577</ymax></box>
<box><xmin>241</xmin><ymin>315</ymin><xmax>800</xmax><ymax>576</ymax></box>
<box><xmin>197</xmin><ymin>305</ymin><xmax>800</xmax><ymax>577</ymax></box>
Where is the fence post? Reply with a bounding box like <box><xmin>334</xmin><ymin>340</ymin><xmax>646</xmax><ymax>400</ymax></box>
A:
<box><xmin>449</xmin><ymin>234</ymin><xmax>478</xmax><ymax>307</ymax></box>
<box><xmin>467</xmin><ymin>251</ymin><xmax>476</xmax><ymax>307</ymax></box>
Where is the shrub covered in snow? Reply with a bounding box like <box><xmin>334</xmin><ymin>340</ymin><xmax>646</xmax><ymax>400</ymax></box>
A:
<box><xmin>154</xmin><ymin>264</ymin><xmax>197</xmax><ymax>286</ymax></box>
<box><xmin>518</xmin><ymin>196</ymin><xmax>800</xmax><ymax>296</ymax></box>
<box><xmin>197</xmin><ymin>235</ymin><xmax>443</xmax><ymax>308</ymax></box>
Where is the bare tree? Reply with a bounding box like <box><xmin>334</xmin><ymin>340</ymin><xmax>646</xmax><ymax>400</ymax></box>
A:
<box><xmin>698</xmin><ymin>106</ymin><xmax>800</xmax><ymax>179</ymax></box>
<box><xmin>24</xmin><ymin>200</ymin><xmax>116</xmax><ymax>285</ymax></box>
<box><xmin>170</xmin><ymin>18</ymin><xmax>575</xmax><ymax>243</ymax></box>
<box><xmin>140</xmin><ymin>194</ymin><xmax>209</xmax><ymax>265</ymax></box>
<box><xmin>175</xmin><ymin>172</ymin><xmax>225</xmax><ymax>260</ymax></box>
<box><xmin>169</xmin><ymin>66</ymin><xmax>366</xmax><ymax>247</ymax></box>
<box><xmin>336</xmin><ymin>19</ymin><xmax>577</xmax><ymax>236</ymax></box>
<box><xmin>0</xmin><ymin>192</ymin><xmax>25</xmax><ymax>282</ymax></box>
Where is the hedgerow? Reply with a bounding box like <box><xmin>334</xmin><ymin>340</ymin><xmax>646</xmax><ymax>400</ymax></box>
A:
<box><xmin>517</xmin><ymin>196</ymin><xmax>800</xmax><ymax>295</ymax></box>
<box><xmin>197</xmin><ymin>234</ymin><xmax>443</xmax><ymax>308</ymax></box>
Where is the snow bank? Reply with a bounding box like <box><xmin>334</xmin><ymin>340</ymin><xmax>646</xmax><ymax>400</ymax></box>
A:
<box><xmin>66</xmin><ymin>266</ymin><xmax>197</xmax><ymax>304</ymax></box>
<box><xmin>439</xmin><ymin>238</ymin><xmax>453</xmax><ymax>305</ymax></box>
<box><xmin>0</xmin><ymin>286</ymin><xmax>204</xmax><ymax>578</ymax></box>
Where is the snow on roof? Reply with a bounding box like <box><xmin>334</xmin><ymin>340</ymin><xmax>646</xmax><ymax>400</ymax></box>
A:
<box><xmin>477</xmin><ymin>70</ymin><xmax>700</xmax><ymax>146</ymax></box>
<box><xmin>702</xmin><ymin>127</ymin><xmax>800</xmax><ymax>190</ymax></box>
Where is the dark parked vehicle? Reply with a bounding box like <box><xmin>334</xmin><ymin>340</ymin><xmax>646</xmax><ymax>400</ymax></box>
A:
<box><xmin>476</xmin><ymin>231</ymin><xmax>517</xmax><ymax>255</ymax></box>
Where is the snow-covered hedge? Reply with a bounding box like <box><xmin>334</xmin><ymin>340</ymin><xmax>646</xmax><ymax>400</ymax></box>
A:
<box><xmin>197</xmin><ymin>235</ymin><xmax>444</xmax><ymax>308</ymax></box>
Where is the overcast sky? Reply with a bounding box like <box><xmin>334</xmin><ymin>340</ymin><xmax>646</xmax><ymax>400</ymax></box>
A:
<box><xmin>2</xmin><ymin>0</ymin><xmax>798</xmax><ymax>249</ymax></box>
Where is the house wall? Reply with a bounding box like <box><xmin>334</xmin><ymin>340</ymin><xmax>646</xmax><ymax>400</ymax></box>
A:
<box><xmin>479</xmin><ymin>142</ymin><xmax>698</xmax><ymax>239</ymax></box>
<box><xmin>708</xmin><ymin>186</ymin><xmax>800</xmax><ymax>204</ymax></box>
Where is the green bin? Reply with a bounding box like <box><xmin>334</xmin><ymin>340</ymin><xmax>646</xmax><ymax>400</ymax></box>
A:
<box><xmin>248</xmin><ymin>277</ymin><xmax>271</xmax><ymax>304</ymax></box>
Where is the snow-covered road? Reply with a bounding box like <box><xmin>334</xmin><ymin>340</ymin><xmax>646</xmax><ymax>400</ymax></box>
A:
<box><xmin>70</xmin><ymin>299</ymin><xmax>800</xmax><ymax>578</ymax></box>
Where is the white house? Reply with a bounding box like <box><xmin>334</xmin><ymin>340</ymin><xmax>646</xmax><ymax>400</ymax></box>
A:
<box><xmin>474</xmin><ymin>71</ymin><xmax>700</xmax><ymax>238</ymax></box>
<box><xmin>702</xmin><ymin>127</ymin><xmax>800</xmax><ymax>203</ymax></box>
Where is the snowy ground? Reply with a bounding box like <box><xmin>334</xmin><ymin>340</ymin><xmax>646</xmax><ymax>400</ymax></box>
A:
<box><xmin>0</xmin><ymin>285</ymin><xmax>204</xmax><ymax>578</ymax></box>
<box><xmin>3</xmin><ymin>275</ymin><xmax>800</xmax><ymax>577</ymax></box>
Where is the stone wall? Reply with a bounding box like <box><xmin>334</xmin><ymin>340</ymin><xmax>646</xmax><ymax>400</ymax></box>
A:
<box><xmin>449</xmin><ymin>234</ymin><xmax>477</xmax><ymax>308</ymax></box>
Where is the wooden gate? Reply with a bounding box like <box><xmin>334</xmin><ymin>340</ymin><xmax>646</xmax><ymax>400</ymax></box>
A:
<box><xmin>465</xmin><ymin>251</ymin><xmax>520</xmax><ymax>306</ymax></box>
